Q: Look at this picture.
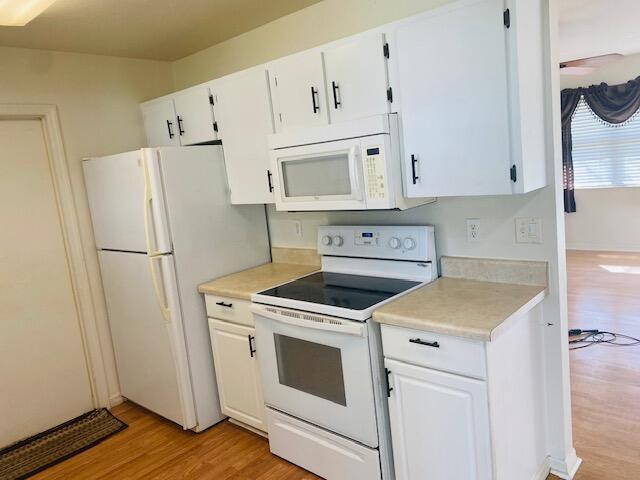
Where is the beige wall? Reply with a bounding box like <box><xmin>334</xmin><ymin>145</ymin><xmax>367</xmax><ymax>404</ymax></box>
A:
<box><xmin>171</xmin><ymin>0</ymin><xmax>450</xmax><ymax>89</ymax></box>
<box><xmin>561</xmin><ymin>53</ymin><xmax>640</xmax><ymax>252</ymax></box>
<box><xmin>0</xmin><ymin>46</ymin><xmax>175</xmax><ymax>401</ymax></box>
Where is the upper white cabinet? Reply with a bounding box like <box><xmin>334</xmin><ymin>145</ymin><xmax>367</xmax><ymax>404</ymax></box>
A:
<box><xmin>141</xmin><ymin>85</ymin><xmax>217</xmax><ymax>147</ymax></box>
<box><xmin>269</xmin><ymin>33</ymin><xmax>392</xmax><ymax>133</ymax></box>
<box><xmin>393</xmin><ymin>0</ymin><xmax>547</xmax><ymax>197</ymax></box>
<box><xmin>172</xmin><ymin>86</ymin><xmax>218</xmax><ymax>146</ymax></box>
<box><xmin>323</xmin><ymin>32</ymin><xmax>391</xmax><ymax>124</ymax></box>
<box><xmin>209</xmin><ymin>68</ymin><xmax>275</xmax><ymax>204</ymax></box>
<box><xmin>269</xmin><ymin>50</ymin><xmax>329</xmax><ymax>133</ymax></box>
<box><xmin>141</xmin><ymin>98</ymin><xmax>180</xmax><ymax>147</ymax></box>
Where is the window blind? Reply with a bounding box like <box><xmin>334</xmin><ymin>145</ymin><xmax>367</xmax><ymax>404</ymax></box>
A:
<box><xmin>571</xmin><ymin>97</ymin><xmax>640</xmax><ymax>189</ymax></box>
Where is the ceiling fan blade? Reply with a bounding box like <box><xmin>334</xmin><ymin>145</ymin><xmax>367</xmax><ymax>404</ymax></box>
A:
<box><xmin>560</xmin><ymin>53</ymin><xmax>623</xmax><ymax>69</ymax></box>
<box><xmin>559</xmin><ymin>66</ymin><xmax>596</xmax><ymax>76</ymax></box>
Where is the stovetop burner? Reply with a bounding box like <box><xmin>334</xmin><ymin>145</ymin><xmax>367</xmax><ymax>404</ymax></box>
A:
<box><xmin>257</xmin><ymin>271</ymin><xmax>420</xmax><ymax>311</ymax></box>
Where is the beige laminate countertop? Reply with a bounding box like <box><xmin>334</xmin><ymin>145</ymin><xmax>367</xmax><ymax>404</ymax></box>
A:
<box><xmin>373</xmin><ymin>277</ymin><xmax>547</xmax><ymax>341</ymax></box>
<box><xmin>198</xmin><ymin>262</ymin><xmax>319</xmax><ymax>300</ymax></box>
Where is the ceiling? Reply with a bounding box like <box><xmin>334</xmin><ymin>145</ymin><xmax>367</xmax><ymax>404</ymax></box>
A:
<box><xmin>0</xmin><ymin>0</ymin><xmax>322</xmax><ymax>61</ymax></box>
<box><xmin>559</xmin><ymin>0</ymin><xmax>640</xmax><ymax>62</ymax></box>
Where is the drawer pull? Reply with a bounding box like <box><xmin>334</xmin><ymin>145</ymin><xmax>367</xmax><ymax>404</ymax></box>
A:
<box><xmin>409</xmin><ymin>338</ymin><xmax>440</xmax><ymax>348</ymax></box>
<box><xmin>215</xmin><ymin>301</ymin><xmax>233</xmax><ymax>308</ymax></box>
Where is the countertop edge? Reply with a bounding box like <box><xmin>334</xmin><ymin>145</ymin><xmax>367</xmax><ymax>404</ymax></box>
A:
<box><xmin>488</xmin><ymin>288</ymin><xmax>548</xmax><ymax>341</ymax></box>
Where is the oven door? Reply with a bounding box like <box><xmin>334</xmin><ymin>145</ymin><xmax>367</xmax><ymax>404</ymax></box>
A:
<box><xmin>271</xmin><ymin>138</ymin><xmax>367</xmax><ymax>211</ymax></box>
<box><xmin>252</xmin><ymin>304</ymin><xmax>379</xmax><ymax>447</ymax></box>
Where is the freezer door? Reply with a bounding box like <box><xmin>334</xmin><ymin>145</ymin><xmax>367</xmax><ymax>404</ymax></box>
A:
<box><xmin>83</xmin><ymin>149</ymin><xmax>171</xmax><ymax>254</ymax></box>
<box><xmin>98</xmin><ymin>250</ymin><xmax>196</xmax><ymax>429</ymax></box>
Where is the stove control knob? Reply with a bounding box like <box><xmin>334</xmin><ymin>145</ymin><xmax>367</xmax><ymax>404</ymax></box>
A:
<box><xmin>388</xmin><ymin>237</ymin><xmax>401</xmax><ymax>249</ymax></box>
<box><xmin>403</xmin><ymin>237</ymin><xmax>416</xmax><ymax>250</ymax></box>
<box><xmin>333</xmin><ymin>235</ymin><xmax>344</xmax><ymax>247</ymax></box>
<box><xmin>322</xmin><ymin>235</ymin><xmax>333</xmax><ymax>246</ymax></box>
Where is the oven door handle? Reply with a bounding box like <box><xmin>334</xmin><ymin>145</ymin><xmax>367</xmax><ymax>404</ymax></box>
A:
<box><xmin>251</xmin><ymin>304</ymin><xmax>367</xmax><ymax>337</ymax></box>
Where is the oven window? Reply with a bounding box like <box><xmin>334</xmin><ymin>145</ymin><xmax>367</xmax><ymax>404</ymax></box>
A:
<box><xmin>273</xmin><ymin>334</ymin><xmax>347</xmax><ymax>406</ymax></box>
<box><xmin>281</xmin><ymin>153</ymin><xmax>352</xmax><ymax>197</ymax></box>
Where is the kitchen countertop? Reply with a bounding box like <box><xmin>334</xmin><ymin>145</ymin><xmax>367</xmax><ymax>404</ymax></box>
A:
<box><xmin>198</xmin><ymin>262</ymin><xmax>319</xmax><ymax>300</ymax></box>
<box><xmin>373</xmin><ymin>276</ymin><xmax>547</xmax><ymax>341</ymax></box>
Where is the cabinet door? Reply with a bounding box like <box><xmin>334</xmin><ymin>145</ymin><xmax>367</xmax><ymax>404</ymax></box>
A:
<box><xmin>210</xmin><ymin>68</ymin><xmax>275</xmax><ymax>204</ymax></box>
<box><xmin>141</xmin><ymin>98</ymin><xmax>180</xmax><ymax>147</ymax></box>
<box><xmin>209</xmin><ymin>319</ymin><xmax>267</xmax><ymax>432</ymax></box>
<box><xmin>323</xmin><ymin>32</ymin><xmax>390</xmax><ymax>124</ymax></box>
<box><xmin>386</xmin><ymin>358</ymin><xmax>492</xmax><ymax>480</ymax></box>
<box><xmin>172</xmin><ymin>86</ymin><xmax>217</xmax><ymax>146</ymax></box>
<box><xmin>269</xmin><ymin>50</ymin><xmax>329</xmax><ymax>132</ymax></box>
<box><xmin>394</xmin><ymin>0</ymin><xmax>512</xmax><ymax>197</ymax></box>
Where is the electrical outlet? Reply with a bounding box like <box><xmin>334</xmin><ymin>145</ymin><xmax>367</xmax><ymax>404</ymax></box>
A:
<box><xmin>293</xmin><ymin>220</ymin><xmax>303</xmax><ymax>239</ymax></box>
<box><xmin>466</xmin><ymin>218</ymin><xmax>480</xmax><ymax>242</ymax></box>
<box><xmin>515</xmin><ymin>217</ymin><xmax>542</xmax><ymax>243</ymax></box>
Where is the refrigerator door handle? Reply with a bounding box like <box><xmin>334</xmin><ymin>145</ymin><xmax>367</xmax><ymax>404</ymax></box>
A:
<box><xmin>149</xmin><ymin>255</ymin><xmax>171</xmax><ymax>323</ymax></box>
<box><xmin>142</xmin><ymin>153</ymin><xmax>162</xmax><ymax>257</ymax></box>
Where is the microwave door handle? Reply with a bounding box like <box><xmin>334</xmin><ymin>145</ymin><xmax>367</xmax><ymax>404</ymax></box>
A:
<box><xmin>251</xmin><ymin>304</ymin><xmax>366</xmax><ymax>337</ymax></box>
<box><xmin>348</xmin><ymin>146</ymin><xmax>363</xmax><ymax>200</ymax></box>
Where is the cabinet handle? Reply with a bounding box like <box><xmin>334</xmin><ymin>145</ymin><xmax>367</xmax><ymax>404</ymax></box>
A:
<box><xmin>177</xmin><ymin>115</ymin><xmax>185</xmax><ymax>136</ymax></box>
<box><xmin>215</xmin><ymin>301</ymin><xmax>233</xmax><ymax>308</ymax></box>
<box><xmin>166</xmin><ymin>120</ymin><xmax>175</xmax><ymax>139</ymax></box>
<box><xmin>267</xmin><ymin>170</ymin><xmax>274</xmax><ymax>192</ymax></box>
<box><xmin>410</xmin><ymin>154</ymin><xmax>419</xmax><ymax>184</ymax></box>
<box><xmin>331</xmin><ymin>81</ymin><xmax>341</xmax><ymax>109</ymax></box>
<box><xmin>311</xmin><ymin>86</ymin><xmax>319</xmax><ymax>113</ymax></box>
<box><xmin>385</xmin><ymin>368</ymin><xmax>393</xmax><ymax>397</ymax></box>
<box><xmin>248</xmin><ymin>334</ymin><xmax>256</xmax><ymax>358</ymax></box>
<box><xmin>409</xmin><ymin>338</ymin><xmax>440</xmax><ymax>348</ymax></box>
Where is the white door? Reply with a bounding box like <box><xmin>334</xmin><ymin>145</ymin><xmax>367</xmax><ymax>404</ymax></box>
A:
<box><xmin>253</xmin><ymin>305</ymin><xmax>378</xmax><ymax>448</ymax></box>
<box><xmin>99</xmin><ymin>250</ymin><xmax>195</xmax><ymax>428</ymax></box>
<box><xmin>141</xmin><ymin>98</ymin><xmax>180</xmax><ymax>147</ymax></box>
<box><xmin>210</xmin><ymin>68</ymin><xmax>275</xmax><ymax>204</ymax></box>
<box><xmin>394</xmin><ymin>0</ymin><xmax>512</xmax><ymax>197</ymax></box>
<box><xmin>173</xmin><ymin>86</ymin><xmax>217</xmax><ymax>145</ymax></box>
<box><xmin>385</xmin><ymin>359</ymin><xmax>493</xmax><ymax>480</ymax></box>
<box><xmin>83</xmin><ymin>149</ymin><xmax>171</xmax><ymax>255</ymax></box>
<box><xmin>0</xmin><ymin>119</ymin><xmax>93</xmax><ymax>448</ymax></box>
<box><xmin>208</xmin><ymin>319</ymin><xmax>266</xmax><ymax>432</ymax></box>
<box><xmin>323</xmin><ymin>32</ymin><xmax>390</xmax><ymax>124</ymax></box>
<box><xmin>269</xmin><ymin>50</ymin><xmax>329</xmax><ymax>132</ymax></box>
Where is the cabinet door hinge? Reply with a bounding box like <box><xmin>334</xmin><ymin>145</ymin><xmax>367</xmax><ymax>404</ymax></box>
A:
<box><xmin>213</xmin><ymin>121</ymin><xmax>218</xmax><ymax>132</ymax></box>
<box><xmin>209</xmin><ymin>94</ymin><xmax>214</xmax><ymax>105</ymax></box>
<box><xmin>386</xmin><ymin>87</ymin><xmax>393</xmax><ymax>103</ymax></box>
<box><xmin>510</xmin><ymin>164</ymin><xmax>517</xmax><ymax>182</ymax></box>
<box><xmin>503</xmin><ymin>8</ymin><xmax>511</xmax><ymax>28</ymax></box>
<box><xmin>385</xmin><ymin>368</ymin><xmax>393</xmax><ymax>397</ymax></box>
<box><xmin>383</xmin><ymin>42</ymin><xmax>390</xmax><ymax>59</ymax></box>
<box><xmin>278</xmin><ymin>112</ymin><xmax>283</xmax><ymax>123</ymax></box>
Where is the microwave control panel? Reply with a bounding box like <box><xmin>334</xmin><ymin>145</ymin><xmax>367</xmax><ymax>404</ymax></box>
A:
<box><xmin>364</xmin><ymin>147</ymin><xmax>386</xmax><ymax>200</ymax></box>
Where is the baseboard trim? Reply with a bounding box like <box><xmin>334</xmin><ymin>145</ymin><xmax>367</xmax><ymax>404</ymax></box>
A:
<box><xmin>549</xmin><ymin>449</ymin><xmax>582</xmax><ymax>479</ymax></box>
<box><xmin>228</xmin><ymin>418</ymin><xmax>268</xmax><ymax>438</ymax></box>
<box><xmin>566</xmin><ymin>244</ymin><xmax>640</xmax><ymax>253</ymax></box>
<box><xmin>108</xmin><ymin>394</ymin><xmax>124</xmax><ymax>408</ymax></box>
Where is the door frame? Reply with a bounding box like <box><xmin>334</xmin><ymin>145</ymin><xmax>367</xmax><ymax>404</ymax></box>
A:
<box><xmin>0</xmin><ymin>104</ymin><xmax>109</xmax><ymax>408</ymax></box>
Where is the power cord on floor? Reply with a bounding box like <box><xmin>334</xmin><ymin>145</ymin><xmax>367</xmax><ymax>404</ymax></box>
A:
<box><xmin>569</xmin><ymin>328</ymin><xmax>640</xmax><ymax>350</ymax></box>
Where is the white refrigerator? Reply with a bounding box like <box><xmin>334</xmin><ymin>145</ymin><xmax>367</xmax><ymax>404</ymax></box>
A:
<box><xmin>83</xmin><ymin>146</ymin><xmax>270</xmax><ymax>431</ymax></box>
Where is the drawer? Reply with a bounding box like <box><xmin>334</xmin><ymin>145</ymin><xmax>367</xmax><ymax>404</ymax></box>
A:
<box><xmin>381</xmin><ymin>324</ymin><xmax>486</xmax><ymax>379</ymax></box>
<box><xmin>204</xmin><ymin>294</ymin><xmax>253</xmax><ymax>327</ymax></box>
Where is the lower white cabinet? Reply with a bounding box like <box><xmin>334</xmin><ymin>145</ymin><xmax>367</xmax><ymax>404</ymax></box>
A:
<box><xmin>382</xmin><ymin>309</ymin><xmax>549</xmax><ymax>480</ymax></box>
<box><xmin>208</xmin><ymin>316</ymin><xmax>267</xmax><ymax>433</ymax></box>
<box><xmin>385</xmin><ymin>358</ymin><xmax>492</xmax><ymax>480</ymax></box>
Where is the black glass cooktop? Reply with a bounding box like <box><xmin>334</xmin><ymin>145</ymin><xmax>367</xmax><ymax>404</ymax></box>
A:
<box><xmin>257</xmin><ymin>272</ymin><xmax>420</xmax><ymax>311</ymax></box>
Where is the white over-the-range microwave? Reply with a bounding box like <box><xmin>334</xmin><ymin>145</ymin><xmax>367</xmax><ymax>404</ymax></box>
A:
<box><xmin>268</xmin><ymin>114</ymin><xmax>435</xmax><ymax>211</ymax></box>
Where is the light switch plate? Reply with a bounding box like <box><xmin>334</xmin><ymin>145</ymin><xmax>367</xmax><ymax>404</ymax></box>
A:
<box><xmin>466</xmin><ymin>218</ymin><xmax>480</xmax><ymax>242</ymax></box>
<box><xmin>515</xmin><ymin>217</ymin><xmax>542</xmax><ymax>243</ymax></box>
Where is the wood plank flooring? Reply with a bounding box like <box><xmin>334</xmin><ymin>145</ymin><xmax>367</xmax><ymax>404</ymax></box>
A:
<box><xmin>33</xmin><ymin>250</ymin><xmax>640</xmax><ymax>479</ymax></box>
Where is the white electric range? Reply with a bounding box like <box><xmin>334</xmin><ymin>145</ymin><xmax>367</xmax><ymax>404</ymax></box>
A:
<box><xmin>251</xmin><ymin>225</ymin><xmax>437</xmax><ymax>480</ymax></box>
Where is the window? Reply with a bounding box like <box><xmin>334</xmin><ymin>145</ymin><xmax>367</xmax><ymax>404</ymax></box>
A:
<box><xmin>571</xmin><ymin>97</ymin><xmax>640</xmax><ymax>188</ymax></box>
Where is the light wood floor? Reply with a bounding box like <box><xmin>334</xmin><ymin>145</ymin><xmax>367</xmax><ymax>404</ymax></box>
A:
<box><xmin>33</xmin><ymin>250</ymin><xmax>640</xmax><ymax>479</ymax></box>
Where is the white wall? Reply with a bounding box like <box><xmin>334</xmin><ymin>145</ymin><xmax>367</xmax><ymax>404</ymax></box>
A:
<box><xmin>0</xmin><ymin>46</ymin><xmax>175</xmax><ymax>404</ymax></box>
<box><xmin>561</xmin><ymin>53</ymin><xmax>640</xmax><ymax>252</ymax></box>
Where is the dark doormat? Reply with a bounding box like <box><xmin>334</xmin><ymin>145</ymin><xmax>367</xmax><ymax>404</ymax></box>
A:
<box><xmin>0</xmin><ymin>408</ymin><xmax>127</xmax><ymax>479</ymax></box>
